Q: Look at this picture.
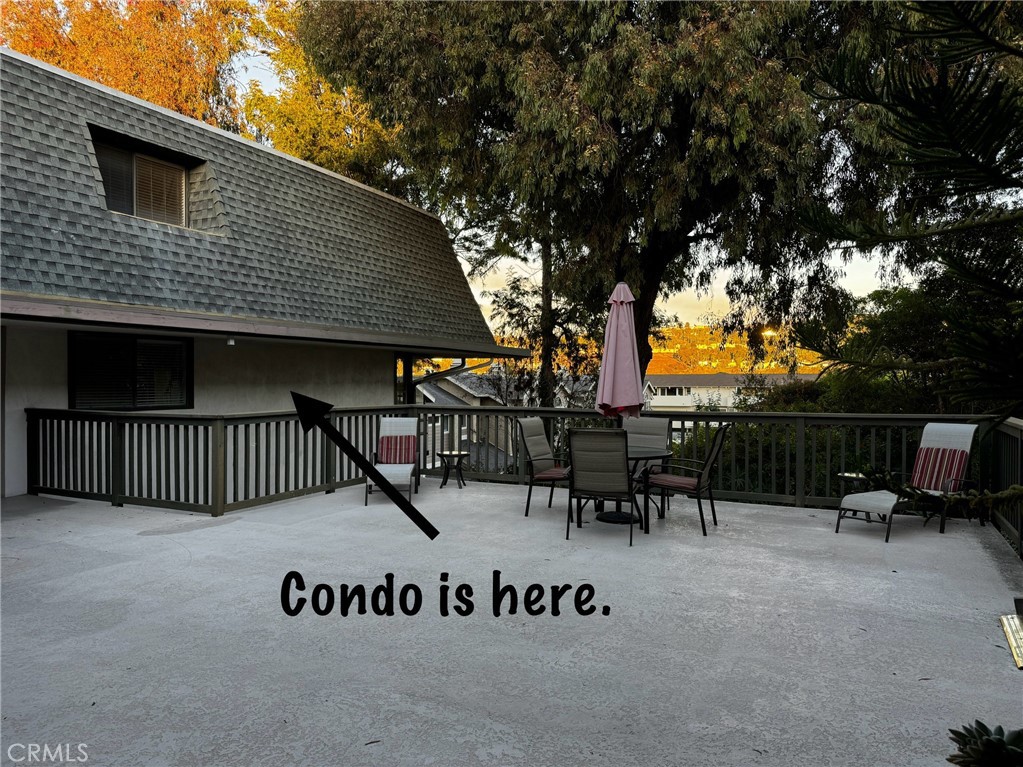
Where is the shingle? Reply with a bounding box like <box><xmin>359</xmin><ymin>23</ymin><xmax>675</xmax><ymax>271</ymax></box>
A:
<box><xmin>1</xmin><ymin>51</ymin><xmax>496</xmax><ymax>348</ymax></box>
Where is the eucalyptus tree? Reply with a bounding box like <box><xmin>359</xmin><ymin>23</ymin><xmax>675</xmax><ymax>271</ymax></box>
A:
<box><xmin>299</xmin><ymin>1</ymin><xmax>847</xmax><ymax>376</ymax></box>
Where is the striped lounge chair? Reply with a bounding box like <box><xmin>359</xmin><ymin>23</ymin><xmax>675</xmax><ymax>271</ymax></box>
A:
<box><xmin>365</xmin><ymin>417</ymin><xmax>420</xmax><ymax>504</ymax></box>
<box><xmin>835</xmin><ymin>422</ymin><xmax>977</xmax><ymax>542</ymax></box>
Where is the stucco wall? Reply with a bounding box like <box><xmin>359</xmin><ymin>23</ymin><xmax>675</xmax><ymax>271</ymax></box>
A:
<box><xmin>192</xmin><ymin>337</ymin><xmax>393</xmax><ymax>414</ymax></box>
<box><xmin>1</xmin><ymin>326</ymin><xmax>395</xmax><ymax>497</ymax></box>
<box><xmin>2</xmin><ymin>325</ymin><xmax>68</xmax><ymax>497</ymax></box>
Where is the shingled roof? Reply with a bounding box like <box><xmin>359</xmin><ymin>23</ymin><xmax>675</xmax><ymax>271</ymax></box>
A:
<box><xmin>0</xmin><ymin>50</ymin><xmax>519</xmax><ymax>358</ymax></box>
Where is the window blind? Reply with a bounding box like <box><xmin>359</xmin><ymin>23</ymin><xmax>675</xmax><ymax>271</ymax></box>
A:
<box><xmin>135</xmin><ymin>339</ymin><xmax>187</xmax><ymax>408</ymax></box>
<box><xmin>135</xmin><ymin>155</ymin><xmax>186</xmax><ymax>226</ymax></box>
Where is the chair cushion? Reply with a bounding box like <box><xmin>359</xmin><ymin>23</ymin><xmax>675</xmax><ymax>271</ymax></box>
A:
<box><xmin>378</xmin><ymin>435</ymin><xmax>416</xmax><ymax>464</ymax></box>
<box><xmin>840</xmin><ymin>490</ymin><xmax>898</xmax><ymax>514</ymax></box>
<box><xmin>369</xmin><ymin>463</ymin><xmax>415</xmax><ymax>488</ymax></box>
<box><xmin>534</xmin><ymin>467</ymin><xmax>569</xmax><ymax>482</ymax></box>
<box><xmin>910</xmin><ymin>447</ymin><xmax>969</xmax><ymax>491</ymax></box>
<box><xmin>647</xmin><ymin>473</ymin><xmax>698</xmax><ymax>491</ymax></box>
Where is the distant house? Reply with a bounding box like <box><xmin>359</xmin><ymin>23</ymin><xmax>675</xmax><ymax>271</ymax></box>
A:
<box><xmin>420</xmin><ymin>369</ymin><xmax>596</xmax><ymax>410</ymax></box>
<box><xmin>424</xmin><ymin>372</ymin><xmax>508</xmax><ymax>408</ymax></box>
<box><xmin>644</xmin><ymin>373</ymin><xmax>815</xmax><ymax>411</ymax></box>
<box><xmin>0</xmin><ymin>50</ymin><xmax>521</xmax><ymax>497</ymax></box>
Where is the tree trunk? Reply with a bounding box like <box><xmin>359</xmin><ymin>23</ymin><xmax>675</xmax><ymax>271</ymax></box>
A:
<box><xmin>632</xmin><ymin>289</ymin><xmax>656</xmax><ymax>378</ymax></box>
<box><xmin>630</xmin><ymin>233</ymin><xmax>686</xmax><ymax>378</ymax></box>
<box><xmin>537</xmin><ymin>237</ymin><xmax>556</xmax><ymax>408</ymax></box>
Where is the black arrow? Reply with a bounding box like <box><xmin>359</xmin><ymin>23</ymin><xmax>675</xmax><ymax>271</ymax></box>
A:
<box><xmin>291</xmin><ymin>391</ymin><xmax>439</xmax><ymax>540</ymax></box>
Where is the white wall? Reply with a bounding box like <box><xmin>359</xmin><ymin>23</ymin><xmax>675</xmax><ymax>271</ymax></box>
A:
<box><xmin>2</xmin><ymin>325</ymin><xmax>68</xmax><ymax>496</ymax></box>
<box><xmin>1</xmin><ymin>325</ymin><xmax>396</xmax><ymax>497</ymax></box>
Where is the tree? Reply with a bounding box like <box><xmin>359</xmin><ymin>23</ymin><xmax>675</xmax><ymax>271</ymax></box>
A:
<box><xmin>298</xmin><ymin>1</ymin><xmax>846</xmax><ymax>377</ymax></box>
<box><xmin>807</xmin><ymin>2</ymin><xmax>1023</xmax><ymax>247</ymax></box>
<box><xmin>774</xmin><ymin>269</ymin><xmax>1006</xmax><ymax>413</ymax></box>
<box><xmin>1</xmin><ymin>0</ymin><xmax>252</xmax><ymax>130</ymax></box>
<box><xmin>484</xmin><ymin>272</ymin><xmax>603</xmax><ymax>407</ymax></box>
<box><xmin>802</xmin><ymin>1</ymin><xmax>1023</xmax><ymax>417</ymax></box>
<box><xmin>242</xmin><ymin>0</ymin><xmax>400</xmax><ymax>187</ymax></box>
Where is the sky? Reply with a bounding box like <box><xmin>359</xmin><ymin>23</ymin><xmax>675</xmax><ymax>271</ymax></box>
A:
<box><xmin>467</xmin><ymin>251</ymin><xmax>885</xmax><ymax>327</ymax></box>
<box><xmin>235</xmin><ymin>53</ymin><xmax>887</xmax><ymax>328</ymax></box>
<box><xmin>236</xmin><ymin>50</ymin><xmax>279</xmax><ymax>96</ymax></box>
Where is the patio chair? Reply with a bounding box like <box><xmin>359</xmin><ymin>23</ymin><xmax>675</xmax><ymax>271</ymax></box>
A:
<box><xmin>835</xmin><ymin>422</ymin><xmax>977</xmax><ymax>542</ymax></box>
<box><xmin>623</xmin><ymin>416</ymin><xmax>671</xmax><ymax>476</ymax></box>
<box><xmin>517</xmin><ymin>417</ymin><xmax>569</xmax><ymax>517</ymax></box>
<box><xmin>642</xmin><ymin>423</ymin><xmax>731</xmax><ymax>536</ymax></box>
<box><xmin>624</xmin><ymin>415</ymin><xmax>671</xmax><ymax>513</ymax></box>
<box><xmin>567</xmin><ymin>428</ymin><xmax>639</xmax><ymax>546</ymax></box>
<box><xmin>365</xmin><ymin>417</ymin><xmax>420</xmax><ymax>505</ymax></box>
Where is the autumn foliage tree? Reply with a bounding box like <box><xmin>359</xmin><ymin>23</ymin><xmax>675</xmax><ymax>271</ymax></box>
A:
<box><xmin>1</xmin><ymin>0</ymin><xmax>252</xmax><ymax>130</ymax></box>
<box><xmin>242</xmin><ymin>0</ymin><xmax>400</xmax><ymax>186</ymax></box>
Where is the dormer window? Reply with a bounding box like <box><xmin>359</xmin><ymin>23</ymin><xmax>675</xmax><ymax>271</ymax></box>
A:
<box><xmin>95</xmin><ymin>143</ymin><xmax>187</xmax><ymax>227</ymax></box>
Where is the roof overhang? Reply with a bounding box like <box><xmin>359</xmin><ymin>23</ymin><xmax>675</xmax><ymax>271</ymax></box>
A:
<box><xmin>1</xmin><ymin>293</ymin><xmax>529</xmax><ymax>359</ymax></box>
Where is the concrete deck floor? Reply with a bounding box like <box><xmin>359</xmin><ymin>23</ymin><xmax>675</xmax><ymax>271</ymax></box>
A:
<box><xmin>1</xmin><ymin>483</ymin><xmax>1021</xmax><ymax>767</ymax></box>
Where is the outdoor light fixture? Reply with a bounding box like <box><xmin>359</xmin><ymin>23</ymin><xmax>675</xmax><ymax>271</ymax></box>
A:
<box><xmin>227</xmin><ymin>338</ymin><xmax>236</xmax><ymax>347</ymax></box>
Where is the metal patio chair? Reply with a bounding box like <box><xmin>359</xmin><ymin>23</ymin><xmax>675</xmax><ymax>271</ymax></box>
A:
<box><xmin>624</xmin><ymin>415</ymin><xmax>671</xmax><ymax>512</ymax></box>
<box><xmin>517</xmin><ymin>417</ymin><xmax>570</xmax><ymax>517</ymax></box>
<box><xmin>642</xmin><ymin>423</ymin><xmax>731</xmax><ymax>536</ymax></box>
<box><xmin>835</xmin><ymin>422</ymin><xmax>977</xmax><ymax>542</ymax></box>
<box><xmin>365</xmin><ymin>417</ymin><xmax>420</xmax><ymax>504</ymax></box>
<box><xmin>623</xmin><ymin>416</ymin><xmax>671</xmax><ymax>476</ymax></box>
<box><xmin>567</xmin><ymin>428</ymin><xmax>640</xmax><ymax>546</ymax></box>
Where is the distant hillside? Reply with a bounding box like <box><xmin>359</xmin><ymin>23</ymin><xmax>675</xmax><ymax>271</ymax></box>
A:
<box><xmin>423</xmin><ymin>325</ymin><xmax>820</xmax><ymax>377</ymax></box>
<box><xmin>648</xmin><ymin>326</ymin><xmax>820</xmax><ymax>376</ymax></box>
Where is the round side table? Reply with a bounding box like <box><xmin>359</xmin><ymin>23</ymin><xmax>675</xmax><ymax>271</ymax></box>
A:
<box><xmin>438</xmin><ymin>451</ymin><xmax>470</xmax><ymax>489</ymax></box>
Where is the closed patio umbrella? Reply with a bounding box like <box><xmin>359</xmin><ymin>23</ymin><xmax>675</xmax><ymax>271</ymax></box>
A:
<box><xmin>595</xmin><ymin>282</ymin><xmax>644</xmax><ymax>419</ymax></box>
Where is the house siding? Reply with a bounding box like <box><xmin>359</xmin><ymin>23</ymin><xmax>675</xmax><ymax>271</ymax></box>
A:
<box><xmin>192</xmin><ymin>338</ymin><xmax>391</xmax><ymax>413</ymax></box>
<box><xmin>3</xmin><ymin>326</ymin><xmax>68</xmax><ymax>496</ymax></box>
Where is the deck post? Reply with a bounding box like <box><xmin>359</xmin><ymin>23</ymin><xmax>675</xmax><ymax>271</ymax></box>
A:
<box><xmin>211</xmin><ymin>418</ymin><xmax>226</xmax><ymax>517</ymax></box>
<box><xmin>794</xmin><ymin>416</ymin><xmax>806</xmax><ymax>508</ymax></box>
<box><xmin>26</xmin><ymin>410</ymin><xmax>40</xmax><ymax>495</ymax></box>
<box><xmin>110</xmin><ymin>417</ymin><xmax>124</xmax><ymax>507</ymax></box>
<box><xmin>324</xmin><ymin>412</ymin><xmax>336</xmax><ymax>494</ymax></box>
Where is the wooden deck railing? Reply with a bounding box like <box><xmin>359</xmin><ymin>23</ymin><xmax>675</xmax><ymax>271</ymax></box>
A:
<box><xmin>26</xmin><ymin>407</ymin><xmax>1016</xmax><ymax>554</ymax></box>
<box><xmin>25</xmin><ymin>406</ymin><xmax>405</xmax><ymax>515</ymax></box>
<box><xmin>990</xmin><ymin>417</ymin><xmax>1023</xmax><ymax>554</ymax></box>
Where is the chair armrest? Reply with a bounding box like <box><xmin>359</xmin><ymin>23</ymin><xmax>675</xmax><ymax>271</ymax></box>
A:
<box><xmin>643</xmin><ymin>460</ymin><xmax>698</xmax><ymax>479</ymax></box>
<box><xmin>675</xmin><ymin>458</ymin><xmax>705</xmax><ymax>468</ymax></box>
<box><xmin>525</xmin><ymin>455</ymin><xmax>569</xmax><ymax>468</ymax></box>
<box><xmin>524</xmin><ymin>456</ymin><xmax>557</xmax><ymax>467</ymax></box>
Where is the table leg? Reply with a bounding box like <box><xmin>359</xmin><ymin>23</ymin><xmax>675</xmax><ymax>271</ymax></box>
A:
<box><xmin>440</xmin><ymin>457</ymin><xmax>451</xmax><ymax>488</ymax></box>
<box><xmin>455</xmin><ymin>457</ymin><xmax>465</xmax><ymax>489</ymax></box>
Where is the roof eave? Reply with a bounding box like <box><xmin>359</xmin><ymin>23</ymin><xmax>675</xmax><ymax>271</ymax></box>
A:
<box><xmin>1</xmin><ymin>293</ymin><xmax>529</xmax><ymax>359</ymax></box>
